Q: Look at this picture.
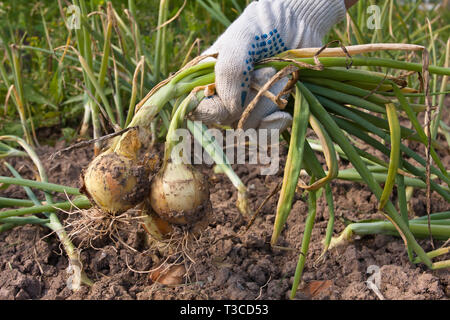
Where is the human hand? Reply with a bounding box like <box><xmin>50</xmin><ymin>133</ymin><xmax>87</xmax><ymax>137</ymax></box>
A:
<box><xmin>192</xmin><ymin>0</ymin><xmax>347</xmax><ymax>131</ymax></box>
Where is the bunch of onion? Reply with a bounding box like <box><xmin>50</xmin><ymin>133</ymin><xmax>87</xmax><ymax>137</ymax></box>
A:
<box><xmin>76</xmin><ymin>59</ymin><xmax>218</xmax><ymax>269</ymax></box>
<box><xmin>82</xmin><ymin>44</ymin><xmax>448</xmax><ymax>220</ymax></box>
<box><xmin>81</xmin><ymin>58</ymin><xmax>216</xmax><ymax>215</ymax></box>
<box><xmin>83</xmin><ymin>45</ymin><xmax>448</xmax><ymax>204</ymax></box>
<box><xmin>81</xmin><ymin>55</ymin><xmax>250</xmax><ymax>239</ymax></box>
<box><xmin>81</xmin><ymin>44</ymin><xmax>450</xmax><ymax>272</ymax></box>
<box><xmin>82</xmin><ymin>87</ymin><xmax>213</xmax><ymax>254</ymax></box>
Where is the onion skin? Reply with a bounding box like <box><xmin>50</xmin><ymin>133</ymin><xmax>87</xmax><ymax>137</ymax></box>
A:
<box><xmin>142</xmin><ymin>204</ymin><xmax>210</xmax><ymax>254</ymax></box>
<box><xmin>149</xmin><ymin>162</ymin><xmax>210</xmax><ymax>225</ymax></box>
<box><xmin>141</xmin><ymin>208</ymin><xmax>174</xmax><ymax>240</ymax></box>
<box><xmin>82</xmin><ymin>151</ymin><xmax>149</xmax><ymax>214</ymax></box>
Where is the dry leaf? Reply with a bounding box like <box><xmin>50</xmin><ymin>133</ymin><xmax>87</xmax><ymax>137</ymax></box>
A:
<box><xmin>150</xmin><ymin>264</ymin><xmax>186</xmax><ymax>286</ymax></box>
<box><xmin>302</xmin><ymin>280</ymin><xmax>332</xmax><ymax>298</ymax></box>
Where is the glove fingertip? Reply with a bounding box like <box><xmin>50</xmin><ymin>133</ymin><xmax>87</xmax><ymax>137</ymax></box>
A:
<box><xmin>192</xmin><ymin>95</ymin><xmax>230</xmax><ymax>125</ymax></box>
<box><xmin>258</xmin><ymin>111</ymin><xmax>293</xmax><ymax>132</ymax></box>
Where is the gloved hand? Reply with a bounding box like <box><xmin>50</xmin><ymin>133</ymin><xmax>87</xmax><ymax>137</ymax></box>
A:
<box><xmin>192</xmin><ymin>0</ymin><xmax>347</xmax><ymax>131</ymax></box>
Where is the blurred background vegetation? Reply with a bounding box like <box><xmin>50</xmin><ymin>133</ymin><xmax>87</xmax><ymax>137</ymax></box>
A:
<box><xmin>0</xmin><ymin>0</ymin><xmax>448</xmax><ymax>145</ymax></box>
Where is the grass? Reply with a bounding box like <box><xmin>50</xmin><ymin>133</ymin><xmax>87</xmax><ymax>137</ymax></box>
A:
<box><xmin>0</xmin><ymin>0</ymin><xmax>233</xmax><ymax>140</ymax></box>
<box><xmin>1</xmin><ymin>0</ymin><xmax>447</xmax><ymax>138</ymax></box>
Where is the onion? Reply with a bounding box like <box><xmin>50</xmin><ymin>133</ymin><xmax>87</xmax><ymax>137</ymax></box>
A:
<box><xmin>82</xmin><ymin>151</ymin><xmax>149</xmax><ymax>214</ymax></box>
<box><xmin>81</xmin><ymin>128</ymin><xmax>152</xmax><ymax>214</ymax></box>
<box><xmin>149</xmin><ymin>162</ymin><xmax>210</xmax><ymax>225</ymax></box>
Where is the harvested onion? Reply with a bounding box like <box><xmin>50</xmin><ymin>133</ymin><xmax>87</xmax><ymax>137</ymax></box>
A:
<box><xmin>82</xmin><ymin>151</ymin><xmax>149</xmax><ymax>214</ymax></box>
<box><xmin>150</xmin><ymin>162</ymin><xmax>210</xmax><ymax>225</ymax></box>
<box><xmin>81</xmin><ymin>129</ymin><xmax>150</xmax><ymax>214</ymax></box>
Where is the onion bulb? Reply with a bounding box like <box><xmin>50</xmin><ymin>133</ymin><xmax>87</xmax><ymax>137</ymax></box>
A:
<box><xmin>82</xmin><ymin>151</ymin><xmax>149</xmax><ymax>214</ymax></box>
<box><xmin>149</xmin><ymin>162</ymin><xmax>210</xmax><ymax>225</ymax></box>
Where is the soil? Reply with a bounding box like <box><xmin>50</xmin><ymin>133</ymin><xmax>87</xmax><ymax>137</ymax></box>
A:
<box><xmin>0</xmin><ymin>124</ymin><xmax>449</xmax><ymax>300</ymax></box>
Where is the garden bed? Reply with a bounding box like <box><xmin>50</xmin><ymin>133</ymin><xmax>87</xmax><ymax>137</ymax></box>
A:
<box><xmin>1</xmin><ymin>125</ymin><xmax>448</xmax><ymax>300</ymax></box>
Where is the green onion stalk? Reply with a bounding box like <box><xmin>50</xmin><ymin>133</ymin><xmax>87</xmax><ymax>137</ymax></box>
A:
<box><xmin>329</xmin><ymin>212</ymin><xmax>450</xmax><ymax>269</ymax></box>
<box><xmin>186</xmin><ymin>120</ymin><xmax>251</xmax><ymax>216</ymax></box>
<box><xmin>0</xmin><ymin>142</ymin><xmax>27</xmax><ymax>158</ymax></box>
<box><xmin>0</xmin><ymin>136</ymin><xmax>93</xmax><ymax>289</ymax></box>
<box><xmin>259</xmin><ymin>48</ymin><xmax>449</xmax><ymax>296</ymax></box>
<box><xmin>299</xmin><ymin>83</ymin><xmax>435</xmax><ymax>266</ymax></box>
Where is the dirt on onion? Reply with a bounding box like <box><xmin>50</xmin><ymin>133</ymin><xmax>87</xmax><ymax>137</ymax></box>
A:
<box><xmin>150</xmin><ymin>162</ymin><xmax>211</xmax><ymax>225</ymax></box>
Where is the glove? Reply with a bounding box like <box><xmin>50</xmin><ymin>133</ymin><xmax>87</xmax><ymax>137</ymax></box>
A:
<box><xmin>192</xmin><ymin>0</ymin><xmax>346</xmax><ymax>131</ymax></box>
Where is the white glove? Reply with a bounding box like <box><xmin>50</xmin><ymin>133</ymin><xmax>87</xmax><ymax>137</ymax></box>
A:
<box><xmin>192</xmin><ymin>0</ymin><xmax>346</xmax><ymax>131</ymax></box>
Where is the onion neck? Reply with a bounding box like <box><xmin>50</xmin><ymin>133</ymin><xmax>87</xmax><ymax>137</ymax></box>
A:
<box><xmin>112</xmin><ymin>68</ymin><xmax>214</xmax><ymax>155</ymax></box>
<box><xmin>164</xmin><ymin>91</ymin><xmax>205</xmax><ymax>165</ymax></box>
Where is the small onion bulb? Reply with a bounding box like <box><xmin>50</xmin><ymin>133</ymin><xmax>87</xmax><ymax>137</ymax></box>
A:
<box><xmin>82</xmin><ymin>151</ymin><xmax>149</xmax><ymax>214</ymax></box>
<box><xmin>149</xmin><ymin>162</ymin><xmax>210</xmax><ymax>225</ymax></box>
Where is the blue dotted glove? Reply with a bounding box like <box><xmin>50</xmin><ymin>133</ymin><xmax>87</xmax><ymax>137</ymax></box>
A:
<box><xmin>192</xmin><ymin>0</ymin><xmax>346</xmax><ymax>131</ymax></box>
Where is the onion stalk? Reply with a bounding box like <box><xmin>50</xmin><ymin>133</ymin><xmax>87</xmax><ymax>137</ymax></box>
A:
<box><xmin>186</xmin><ymin>120</ymin><xmax>251</xmax><ymax>216</ymax></box>
<box><xmin>329</xmin><ymin>211</ymin><xmax>450</xmax><ymax>270</ymax></box>
<box><xmin>0</xmin><ymin>136</ymin><xmax>93</xmax><ymax>289</ymax></box>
